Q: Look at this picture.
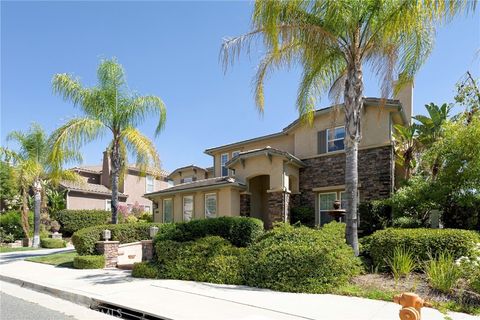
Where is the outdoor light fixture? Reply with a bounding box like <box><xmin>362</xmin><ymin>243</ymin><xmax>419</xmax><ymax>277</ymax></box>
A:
<box><xmin>102</xmin><ymin>229</ymin><xmax>111</xmax><ymax>241</ymax></box>
<box><xmin>149</xmin><ymin>226</ymin><xmax>159</xmax><ymax>239</ymax></box>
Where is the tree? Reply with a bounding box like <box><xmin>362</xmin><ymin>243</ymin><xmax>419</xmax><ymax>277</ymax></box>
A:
<box><xmin>51</xmin><ymin>58</ymin><xmax>166</xmax><ymax>224</ymax></box>
<box><xmin>392</xmin><ymin>123</ymin><xmax>419</xmax><ymax>180</ymax></box>
<box><xmin>2</xmin><ymin>124</ymin><xmax>78</xmax><ymax>247</ymax></box>
<box><xmin>221</xmin><ymin>0</ymin><xmax>473</xmax><ymax>255</ymax></box>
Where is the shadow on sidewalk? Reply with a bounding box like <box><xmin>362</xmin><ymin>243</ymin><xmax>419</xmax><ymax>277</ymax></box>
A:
<box><xmin>76</xmin><ymin>271</ymin><xmax>133</xmax><ymax>285</ymax></box>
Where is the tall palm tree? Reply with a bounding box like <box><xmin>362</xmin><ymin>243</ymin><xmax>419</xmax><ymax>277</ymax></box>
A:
<box><xmin>51</xmin><ymin>58</ymin><xmax>166</xmax><ymax>224</ymax></box>
<box><xmin>2</xmin><ymin>124</ymin><xmax>79</xmax><ymax>247</ymax></box>
<box><xmin>221</xmin><ymin>0</ymin><xmax>474</xmax><ymax>255</ymax></box>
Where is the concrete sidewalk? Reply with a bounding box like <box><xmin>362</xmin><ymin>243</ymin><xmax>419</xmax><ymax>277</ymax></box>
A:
<box><xmin>0</xmin><ymin>258</ymin><xmax>477</xmax><ymax>320</ymax></box>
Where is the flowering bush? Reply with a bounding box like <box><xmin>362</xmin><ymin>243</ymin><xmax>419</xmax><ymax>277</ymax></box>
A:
<box><xmin>456</xmin><ymin>242</ymin><xmax>480</xmax><ymax>293</ymax></box>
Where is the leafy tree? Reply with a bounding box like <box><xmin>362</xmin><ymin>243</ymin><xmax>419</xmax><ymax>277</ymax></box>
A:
<box><xmin>0</xmin><ymin>161</ymin><xmax>19</xmax><ymax>210</ymax></box>
<box><xmin>2</xmin><ymin>124</ymin><xmax>78</xmax><ymax>247</ymax></box>
<box><xmin>51</xmin><ymin>58</ymin><xmax>166</xmax><ymax>224</ymax></box>
<box><xmin>392</xmin><ymin>124</ymin><xmax>419</xmax><ymax>180</ymax></box>
<box><xmin>221</xmin><ymin>0</ymin><xmax>473</xmax><ymax>255</ymax></box>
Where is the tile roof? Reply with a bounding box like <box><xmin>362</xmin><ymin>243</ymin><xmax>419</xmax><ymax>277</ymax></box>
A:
<box><xmin>60</xmin><ymin>180</ymin><xmax>126</xmax><ymax>197</ymax></box>
<box><xmin>144</xmin><ymin>176</ymin><xmax>245</xmax><ymax>196</ymax></box>
<box><xmin>71</xmin><ymin>165</ymin><xmax>169</xmax><ymax>177</ymax></box>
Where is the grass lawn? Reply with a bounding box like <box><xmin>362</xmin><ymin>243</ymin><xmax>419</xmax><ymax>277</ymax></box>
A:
<box><xmin>26</xmin><ymin>251</ymin><xmax>77</xmax><ymax>268</ymax></box>
<box><xmin>0</xmin><ymin>246</ymin><xmax>41</xmax><ymax>253</ymax></box>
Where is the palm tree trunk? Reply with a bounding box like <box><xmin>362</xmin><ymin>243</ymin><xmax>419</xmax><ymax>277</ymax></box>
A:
<box><xmin>21</xmin><ymin>188</ymin><xmax>30</xmax><ymax>241</ymax></box>
<box><xmin>32</xmin><ymin>180</ymin><xmax>42</xmax><ymax>248</ymax></box>
<box><xmin>110</xmin><ymin>144</ymin><xmax>120</xmax><ymax>224</ymax></box>
<box><xmin>343</xmin><ymin>56</ymin><xmax>363</xmax><ymax>256</ymax></box>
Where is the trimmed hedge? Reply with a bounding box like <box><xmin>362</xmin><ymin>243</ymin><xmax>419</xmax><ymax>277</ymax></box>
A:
<box><xmin>132</xmin><ymin>262</ymin><xmax>160</xmax><ymax>279</ymax></box>
<box><xmin>155</xmin><ymin>216</ymin><xmax>264</xmax><ymax>247</ymax></box>
<box><xmin>73</xmin><ymin>255</ymin><xmax>105</xmax><ymax>269</ymax></box>
<box><xmin>40</xmin><ymin>238</ymin><xmax>66</xmax><ymax>248</ymax></box>
<box><xmin>363</xmin><ymin>228</ymin><xmax>480</xmax><ymax>268</ymax></box>
<box><xmin>52</xmin><ymin>210</ymin><xmax>110</xmax><ymax>236</ymax></box>
<box><xmin>242</xmin><ymin>222</ymin><xmax>362</xmax><ymax>293</ymax></box>
<box><xmin>72</xmin><ymin>223</ymin><xmax>163</xmax><ymax>255</ymax></box>
<box><xmin>154</xmin><ymin>236</ymin><xmax>244</xmax><ymax>284</ymax></box>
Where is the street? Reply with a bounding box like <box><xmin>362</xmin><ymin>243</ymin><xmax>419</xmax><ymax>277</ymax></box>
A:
<box><xmin>1</xmin><ymin>292</ymin><xmax>75</xmax><ymax>320</ymax></box>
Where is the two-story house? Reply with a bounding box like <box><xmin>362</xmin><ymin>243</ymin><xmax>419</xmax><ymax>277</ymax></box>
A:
<box><xmin>145</xmin><ymin>85</ymin><xmax>412</xmax><ymax>227</ymax></box>
<box><xmin>61</xmin><ymin>151</ymin><xmax>170</xmax><ymax>213</ymax></box>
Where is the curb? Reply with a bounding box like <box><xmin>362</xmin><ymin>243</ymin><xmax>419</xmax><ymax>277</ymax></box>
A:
<box><xmin>0</xmin><ymin>274</ymin><xmax>96</xmax><ymax>307</ymax></box>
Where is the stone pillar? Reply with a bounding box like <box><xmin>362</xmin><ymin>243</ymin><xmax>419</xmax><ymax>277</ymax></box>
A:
<box><xmin>96</xmin><ymin>241</ymin><xmax>119</xmax><ymax>268</ymax></box>
<box><xmin>266</xmin><ymin>191</ymin><xmax>290</xmax><ymax>229</ymax></box>
<box><xmin>240</xmin><ymin>193</ymin><xmax>251</xmax><ymax>217</ymax></box>
<box><xmin>141</xmin><ymin>240</ymin><xmax>154</xmax><ymax>262</ymax></box>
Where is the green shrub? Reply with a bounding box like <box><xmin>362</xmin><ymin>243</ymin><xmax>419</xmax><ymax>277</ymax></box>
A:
<box><xmin>155</xmin><ymin>236</ymin><xmax>244</xmax><ymax>284</ymax></box>
<box><xmin>155</xmin><ymin>216</ymin><xmax>264</xmax><ymax>247</ymax></box>
<box><xmin>73</xmin><ymin>255</ymin><xmax>105</xmax><ymax>269</ymax></box>
<box><xmin>387</xmin><ymin>247</ymin><xmax>416</xmax><ymax>281</ymax></box>
<box><xmin>392</xmin><ymin>216</ymin><xmax>423</xmax><ymax>229</ymax></box>
<box><xmin>0</xmin><ymin>211</ymin><xmax>33</xmax><ymax>240</ymax></box>
<box><xmin>52</xmin><ymin>210</ymin><xmax>110</xmax><ymax>236</ymax></box>
<box><xmin>72</xmin><ymin>223</ymin><xmax>163</xmax><ymax>255</ymax></box>
<box><xmin>242</xmin><ymin>222</ymin><xmax>362</xmax><ymax>293</ymax></box>
<box><xmin>425</xmin><ymin>252</ymin><xmax>461</xmax><ymax>293</ymax></box>
<box><xmin>132</xmin><ymin>262</ymin><xmax>159</xmax><ymax>278</ymax></box>
<box><xmin>364</xmin><ymin>228</ymin><xmax>480</xmax><ymax>269</ymax></box>
<box><xmin>358</xmin><ymin>200</ymin><xmax>392</xmax><ymax>236</ymax></box>
<box><xmin>40</xmin><ymin>238</ymin><xmax>66</xmax><ymax>249</ymax></box>
<box><xmin>290</xmin><ymin>206</ymin><xmax>315</xmax><ymax>227</ymax></box>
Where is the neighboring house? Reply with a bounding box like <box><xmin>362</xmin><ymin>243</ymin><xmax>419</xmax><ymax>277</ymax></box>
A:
<box><xmin>145</xmin><ymin>85</ymin><xmax>413</xmax><ymax>227</ymax></box>
<box><xmin>61</xmin><ymin>151</ymin><xmax>170</xmax><ymax>213</ymax></box>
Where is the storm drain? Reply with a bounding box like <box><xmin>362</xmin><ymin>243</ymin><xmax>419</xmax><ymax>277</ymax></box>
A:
<box><xmin>91</xmin><ymin>302</ymin><xmax>167</xmax><ymax>320</ymax></box>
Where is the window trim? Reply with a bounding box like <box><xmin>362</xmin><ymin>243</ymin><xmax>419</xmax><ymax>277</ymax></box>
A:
<box><xmin>326</xmin><ymin>126</ymin><xmax>345</xmax><ymax>153</ymax></box>
<box><xmin>182</xmin><ymin>195</ymin><xmax>194</xmax><ymax>222</ymax></box>
<box><xmin>318</xmin><ymin>191</ymin><xmax>339</xmax><ymax>225</ymax></box>
<box><xmin>162</xmin><ymin>198</ymin><xmax>173</xmax><ymax>223</ymax></box>
<box><xmin>204</xmin><ymin>193</ymin><xmax>217</xmax><ymax>219</ymax></box>
<box><xmin>105</xmin><ymin>199</ymin><xmax>112</xmax><ymax>211</ymax></box>
<box><xmin>146</xmin><ymin>175</ymin><xmax>155</xmax><ymax>193</ymax></box>
<box><xmin>220</xmin><ymin>153</ymin><xmax>229</xmax><ymax>177</ymax></box>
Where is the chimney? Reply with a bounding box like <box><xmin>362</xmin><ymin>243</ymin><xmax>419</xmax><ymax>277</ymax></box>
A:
<box><xmin>101</xmin><ymin>150</ymin><xmax>111</xmax><ymax>188</ymax></box>
<box><xmin>394</xmin><ymin>81</ymin><xmax>414</xmax><ymax>124</ymax></box>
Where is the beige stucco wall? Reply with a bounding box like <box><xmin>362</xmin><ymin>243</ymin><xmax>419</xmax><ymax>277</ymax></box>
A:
<box><xmin>67</xmin><ymin>192</ymin><xmax>126</xmax><ymax>210</ymax></box>
<box><xmin>151</xmin><ymin>186</ymin><xmax>241</xmax><ymax>223</ymax></box>
<box><xmin>169</xmin><ymin>167</ymin><xmax>208</xmax><ymax>185</ymax></box>
<box><xmin>230</xmin><ymin>155</ymin><xmax>286</xmax><ymax>191</ymax></box>
<box><xmin>123</xmin><ymin>171</ymin><xmax>169</xmax><ymax>211</ymax></box>
<box><xmin>211</xmin><ymin>134</ymin><xmax>294</xmax><ymax>177</ymax></box>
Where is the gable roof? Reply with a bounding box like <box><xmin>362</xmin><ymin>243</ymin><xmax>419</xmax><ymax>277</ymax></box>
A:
<box><xmin>71</xmin><ymin>165</ymin><xmax>169</xmax><ymax>177</ymax></box>
<box><xmin>204</xmin><ymin>98</ymin><xmax>407</xmax><ymax>155</ymax></box>
<box><xmin>60</xmin><ymin>180</ymin><xmax>127</xmax><ymax>197</ymax></box>
<box><xmin>226</xmin><ymin>146</ymin><xmax>305</xmax><ymax>168</ymax></box>
<box><xmin>144</xmin><ymin>176</ymin><xmax>246</xmax><ymax>197</ymax></box>
<box><xmin>167</xmin><ymin>165</ymin><xmax>208</xmax><ymax>179</ymax></box>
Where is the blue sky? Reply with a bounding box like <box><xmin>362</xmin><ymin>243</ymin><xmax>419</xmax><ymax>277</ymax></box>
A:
<box><xmin>1</xmin><ymin>1</ymin><xmax>479</xmax><ymax>173</ymax></box>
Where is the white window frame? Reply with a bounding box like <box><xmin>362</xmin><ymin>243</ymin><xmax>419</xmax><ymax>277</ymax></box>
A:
<box><xmin>204</xmin><ymin>193</ymin><xmax>217</xmax><ymax>219</ymax></box>
<box><xmin>326</xmin><ymin>126</ymin><xmax>345</xmax><ymax>153</ymax></box>
<box><xmin>220</xmin><ymin>153</ymin><xmax>229</xmax><ymax>177</ymax></box>
<box><xmin>183</xmin><ymin>176</ymin><xmax>193</xmax><ymax>183</ymax></box>
<box><xmin>105</xmin><ymin>199</ymin><xmax>112</xmax><ymax>211</ymax></box>
<box><xmin>318</xmin><ymin>190</ymin><xmax>359</xmax><ymax>225</ymax></box>
<box><xmin>163</xmin><ymin>198</ymin><xmax>173</xmax><ymax>223</ymax></box>
<box><xmin>146</xmin><ymin>175</ymin><xmax>155</xmax><ymax>193</ymax></box>
<box><xmin>183</xmin><ymin>195</ymin><xmax>194</xmax><ymax>222</ymax></box>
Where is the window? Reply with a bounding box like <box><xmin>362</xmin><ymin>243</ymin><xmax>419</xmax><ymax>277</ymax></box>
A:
<box><xmin>163</xmin><ymin>198</ymin><xmax>173</xmax><ymax>223</ymax></box>
<box><xmin>221</xmin><ymin>153</ymin><xmax>229</xmax><ymax>177</ymax></box>
<box><xmin>318</xmin><ymin>193</ymin><xmax>337</xmax><ymax>225</ymax></box>
<box><xmin>183</xmin><ymin>195</ymin><xmax>194</xmax><ymax>222</ymax></box>
<box><xmin>205</xmin><ymin>193</ymin><xmax>217</xmax><ymax>219</ymax></box>
<box><xmin>146</xmin><ymin>175</ymin><xmax>154</xmax><ymax>193</ymax></box>
<box><xmin>105</xmin><ymin>199</ymin><xmax>112</xmax><ymax>211</ymax></box>
<box><xmin>183</xmin><ymin>176</ymin><xmax>193</xmax><ymax>183</ymax></box>
<box><xmin>144</xmin><ymin>206</ymin><xmax>151</xmax><ymax>213</ymax></box>
<box><xmin>340</xmin><ymin>191</ymin><xmax>347</xmax><ymax>209</ymax></box>
<box><xmin>326</xmin><ymin>126</ymin><xmax>345</xmax><ymax>152</ymax></box>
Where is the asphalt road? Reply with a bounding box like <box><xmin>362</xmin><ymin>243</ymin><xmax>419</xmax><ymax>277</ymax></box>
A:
<box><xmin>0</xmin><ymin>292</ymin><xmax>76</xmax><ymax>320</ymax></box>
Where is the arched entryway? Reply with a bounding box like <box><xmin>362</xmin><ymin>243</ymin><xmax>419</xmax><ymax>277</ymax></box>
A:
<box><xmin>248</xmin><ymin>175</ymin><xmax>270</xmax><ymax>224</ymax></box>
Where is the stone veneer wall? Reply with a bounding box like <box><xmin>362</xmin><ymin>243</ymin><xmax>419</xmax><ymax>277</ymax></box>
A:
<box><xmin>294</xmin><ymin>145</ymin><xmax>394</xmax><ymax>209</ymax></box>
<box><xmin>266</xmin><ymin>191</ymin><xmax>290</xmax><ymax>228</ymax></box>
<box><xmin>240</xmin><ymin>193</ymin><xmax>251</xmax><ymax>217</ymax></box>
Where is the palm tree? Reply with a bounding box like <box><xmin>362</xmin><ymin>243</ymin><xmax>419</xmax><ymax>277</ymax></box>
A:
<box><xmin>2</xmin><ymin>124</ymin><xmax>79</xmax><ymax>247</ymax></box>
<box><xmin>51</xmin><ymin>58</ymin><xmax>166</xmax><ymax>224</ymax></box>
<box><xmin>221</xmin><ymin>0</ymin><xmax>474</xmax><ymax>255</ymax></box>
<box><xmin>392</xmin><ymin>124</ymin><xmax>419</xmax><ymax>180</ymax></box>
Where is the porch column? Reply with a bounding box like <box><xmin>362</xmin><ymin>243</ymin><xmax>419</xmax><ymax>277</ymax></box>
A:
<box><xmin>266</xmin><ymin>191</ymin><xmax>291</xmax><ymax>229</ymax></box>
<box><xmin>240</xmin><ymin>192</ymin><xmax>251</xmax><ymax>217</ymax></box>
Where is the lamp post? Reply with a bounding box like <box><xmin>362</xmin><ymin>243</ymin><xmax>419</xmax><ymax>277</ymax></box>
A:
<box><xmin>102</xmin><ymin>229</ymin><xmax>111</xmax><ymax>241</ymax></box>
<box><xmin>149</xmin><ymin>226</ymin><xmax>159</xmax><ymax>239</ymax></box>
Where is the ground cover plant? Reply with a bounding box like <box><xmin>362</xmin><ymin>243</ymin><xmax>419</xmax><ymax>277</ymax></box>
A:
<box><xmin>26</xmin><ymin>251</ymin><xmax>77</xmax><ymax>268</ymax></box>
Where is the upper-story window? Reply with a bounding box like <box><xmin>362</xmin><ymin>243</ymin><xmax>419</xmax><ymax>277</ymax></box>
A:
<box><xmin>183</xmin><ymin>176</ymin><xmax>193</xmax><ymax>183</ymax></box>
<box><xmin>221</xmin><ymin>153</ymin><xmax>229</xmax><ymax>176</ymax></box>
<box><xmin>146</xmin><ymin>175</ymin><xmax>154</xmax><ymax>193</ymax></box>
<box><xmin>326</xmin><ymin>126</ymin><xmax>345</xmax><ymax>152</ymax></box>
